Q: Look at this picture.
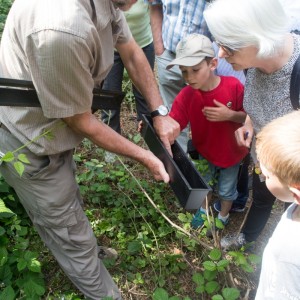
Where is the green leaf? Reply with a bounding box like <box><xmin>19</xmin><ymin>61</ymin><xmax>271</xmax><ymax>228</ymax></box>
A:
<box><xmin>158</xmin><ymin>276</ymin><xmax>166</xmax><ymax>287</ymax></box>
<box><xmin>228</xmin><ymin>251</ymin><xmax>238</xmax><ymax>258</ymax></box>
<box><xmin>15</xmin><ymin>237</ymin><xmax>29</xmax><ymax>250</ymax></box>
<box><xmin>209</xmin><ymin>248</ymin><xmax>222</xmax><ymax>261</ymax></box>
<box><xmin>16</xmin><ymin>273</ymin><xmax>45</xmax><ymax>297</ymax></box>
<box><xmin>233</xmin><ymin>252</ymin><xmax>247</xmax><ymax>265</ymax></box>
<box><xmin>248</xmin><ymin>253</ymin><xmax>261</xmax><ymax>264</ymax></box>
<box><xmin>127</xmin><ymin>241</ymin><xmax>142</xmax><ymax>254</ymax></box>
<box><xmin>0</xmin><ymin>180</ymin><xmax>10</xmax><ymax>192</ymax></box>
<box><xmin>0</xmin><ymin>246</ymin><xmax>8</xmax><ymax>266</ymax></box>
<box><xmin>177</xmin><ymin>212</ymin><xmax>190</xmax><ymax>222</ymax></box>
<box><xmin>241</xmin><ymin>263</ymin><xmax>254</xmax><ymax>273</ymax></box>
<box><xmin>43</xmin><ymin>129</ymin><xmax>55</xmax><ymax>141</ymax></box>
<box><xmin>215</xmin><ymin>218</ymin><xmax>225</xmax><ymax>229</ymax></box>
<box><xmin>24</xmin><ymin>251</ymin><xmax>37</xmax><ymax>261</ymax></box>
<box><xmin>0</xmin><ymin>199</ymin><xmax>15</xmax><ymax>218</ymax></box>
<box><xmin>152</xmin><ymin>288</ymin><xmax>169</xmax><ymax>300</ymax></box>
<box><xmin>0</xmin><ymin>285</ymin><xmax>15</xmax><ymax>300</ymax></box>
<box><xmin>212</xmin><ymin>295</ymin><xmax>224</xmax><ymax>300</ymax></box>
<box><xmin>204</xmin><ymin>269</ymin><xmax>217</xmax><ymax>281</ymax></box>
<box><xmin>0</xmin><ymin>264</ymin><xmax>13</xmax><ymax>285</ymax></box>
<box><xmin>17</xmin><ymin>225</ymin><xmax>28</xmax><ymax>236</ymax></box>
<box><xmin>217</xmin><ymin>259</ymin><xmax>229</xmax><ymax>269</ymax></box>
<box><xmin>195</xmin><ymin>285</ymin><xmax>205</xmax><ymax>293</ymax></box>
<box><xmin>133</xmin><ymin>133</ymin><xmax>141</xmax><ymax>144</ymax></box>
<box><xmin>14</xmin><ymin>161</ymin><xmax>25</xmax><ymax>177</ymax></box>
<box><xmin>17</xmin><ymin>153</ymin><xmax>30</xmax><ymax>164</ymax></box>
<box><xmin>203</xmin><ymin>260</ymin><xmax>217</xmax><ymax>271</ymax></box>
<box><xmin>222</xmin><ymin>287</ymin><xmax>240</xmax><ymax>300</ymax></box>
<box><xmin>192</xmin><ymin>273</ymin><xmax>205</xmax><ymax>286</ymax></box>
<box><xmin>205</xmin><ymin>281</ymin><xmax>220</xmax><ymax>294</ymax></box>
<box><xmin>169</xmin><ymin>297</ymin><xmax>181</xmax><ymax>300</ymax></box>
<box><xmin>1</xmin><ymin>151</ymin><xmax>14</xmax><ymax>162</ymax></box>
<box><xmin>28</xmin><ymin>259</ymin><xmax>41</xmax><ymax>273</ymax></box>
<box><xmin>0</xmin><ymin>226</ymin><xmax>5</xmax><ymax>236</ymax></box>
<box><xmin>17</xmin><ymin>258</ymin><xmax>27</xmax><ymax>271</ymax></box>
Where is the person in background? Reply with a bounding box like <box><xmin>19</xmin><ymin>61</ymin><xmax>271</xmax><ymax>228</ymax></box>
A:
<box><xmin>167</xmin><ymin>34</ymin><xmax>248</xmax><ymax>229</ymax></box>
<box><xmin>255</xmin><ymin>111</ymin><xmax>300</xmax><ymax>300</ymax></box>
<box><xmin>145</xmin><ymin>0</ymin><xmax>210</xmax><ymax>152</ymax></box>
<box><xmin>102</xmin><ymin>0</ymin><xmax>154</xmax><ymax>133</ymax></box>
<box><xmin>203</xmin><ymin>0</ymin><xmax>300</xmax><ymax>250</ymax></box>
<box><xmin>0</xmin><ymin>0</ymin><xmax>180</xmax><ymax>299</ymax></box>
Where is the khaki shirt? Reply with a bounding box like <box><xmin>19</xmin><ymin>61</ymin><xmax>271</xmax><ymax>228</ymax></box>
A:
<box><xmin>0</xmin><ymin>0</ymin><xmax>132</xmax><ymax>155</ymax></box>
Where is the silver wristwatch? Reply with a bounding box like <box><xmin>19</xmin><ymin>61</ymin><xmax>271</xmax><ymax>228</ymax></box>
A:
<box><xmin>150</xmin><ymin>105</ymin><xmax>169</xmax><ymax>118</ymax></box>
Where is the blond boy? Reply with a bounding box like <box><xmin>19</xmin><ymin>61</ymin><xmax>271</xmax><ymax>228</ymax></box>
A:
<box><xmin>255</xmin><ymin>110</ymin><xmax>300</xmax><ymax>299</ymax></box>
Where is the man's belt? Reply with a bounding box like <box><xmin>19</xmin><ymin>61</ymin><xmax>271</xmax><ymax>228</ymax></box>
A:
<box><xmin>0</xmin><ymin>78</ymin><xmax>124</xmax><ymax>110</ymax></box>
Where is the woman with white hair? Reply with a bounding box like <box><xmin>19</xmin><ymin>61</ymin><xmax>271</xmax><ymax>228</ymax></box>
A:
<box><xmin>203</xmin><ymin>0</ymin><xmax>300</xmax><ymax>250</ymax></box>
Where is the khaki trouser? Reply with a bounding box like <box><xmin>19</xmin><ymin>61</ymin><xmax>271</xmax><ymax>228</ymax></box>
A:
<box><xmin>0</xmin><ymin>128</ymin><xmax>121</xmax><ymax>300</ymax></box>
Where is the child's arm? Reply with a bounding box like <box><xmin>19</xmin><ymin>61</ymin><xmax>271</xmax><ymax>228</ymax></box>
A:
<box><xmin>202</xmin><ymin>99</ymin><xmax>246</xmax><ymax>123</ymax></box>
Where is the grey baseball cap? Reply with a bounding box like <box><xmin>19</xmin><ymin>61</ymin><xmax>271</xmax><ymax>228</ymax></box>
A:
<box><xmin>167</xmin><ymin>34</ymin><xmax>215</xmax><ymax>70</ymax></box>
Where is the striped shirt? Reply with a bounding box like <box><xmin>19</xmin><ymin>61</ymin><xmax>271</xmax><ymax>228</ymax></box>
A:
<box><xmin>146</xmin><ymin>0</ymin><xmax>210</xmax><ymax>53</ymax></box>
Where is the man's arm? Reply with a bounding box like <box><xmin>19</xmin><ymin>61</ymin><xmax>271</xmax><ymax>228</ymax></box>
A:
<box><xmin>116</xmin><ymin>38</ymin><xmax>180</xmax><ymax>154</ymax></box>
<box><xmin>63</xmin><ymin>111</ymin><xmax>169</xmax><ymax>182</ymax></box>
<box><xmin>149</xmin><ymin>4</ymin><xmax>164</xmax><ymax>55</ymax></box>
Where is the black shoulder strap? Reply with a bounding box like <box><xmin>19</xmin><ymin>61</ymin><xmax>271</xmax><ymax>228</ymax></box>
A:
<box><xmin>290</xmin><ymin>30</ymin><xmax>300</xmax><ymax>110</ymax></box>
<box><xmin>0</xmin><ymin>78</ymin><xmax>124</xmax><ymax>110</ymax></box>
<box><xmin>290</xmin><ymin>53</ymin><xmax>300</xmax><ymax>110</ymax></box>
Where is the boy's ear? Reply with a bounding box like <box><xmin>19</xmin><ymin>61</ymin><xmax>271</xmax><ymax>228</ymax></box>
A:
<box><xmin>289</xmin><ymin>186</ymin><xmax>300</xmax><ymax>204</ymax></box>
<box><xmin>209</xmin><ymin>57</ymin><xmax>218</xmax><ymax>71</ymax></box>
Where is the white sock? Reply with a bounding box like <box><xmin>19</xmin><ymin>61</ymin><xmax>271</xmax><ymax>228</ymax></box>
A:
<box><xmin>200</xmin><ymin>207</ymin><xmax>207</xmax><ymax>214</ymax></box>
<box><xmin>218</xmin><ymin>213</ymin><xmax>229</xmax><ymax>222</ymax></box>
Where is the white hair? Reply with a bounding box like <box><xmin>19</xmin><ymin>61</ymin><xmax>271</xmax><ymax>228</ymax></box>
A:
<box><xmin>204</xmin><ymin>0</ymin><xmax>289</xmax><ymax>58</ymax></box>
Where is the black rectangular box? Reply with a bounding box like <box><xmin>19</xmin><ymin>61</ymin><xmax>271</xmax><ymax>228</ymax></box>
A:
<box><xmin>141</xmin><ymin>115</ymin><xmax>211</xmax><ymax>210</ymax></box>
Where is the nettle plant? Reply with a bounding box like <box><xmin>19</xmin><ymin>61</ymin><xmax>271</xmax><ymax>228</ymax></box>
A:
<box><xmin>0</xmin><ymin>177</ymin><xmax>45</xmax><ymax>300</ymax></box>
<box><xmin>76</xmin><ymin>147</ymin><xmax>261</xmax><ymax>299</ymax></box>
<box><xmin>0</xmin><ymin>123</ymin><xmax>64</xmax><ymax>299</ymax></box>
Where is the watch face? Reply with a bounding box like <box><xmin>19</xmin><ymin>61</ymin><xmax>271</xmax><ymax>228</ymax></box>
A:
<box><xmin>158</xmin><ymin>105</ymin><xmax>169</xmax><ymax>116</ymax></box>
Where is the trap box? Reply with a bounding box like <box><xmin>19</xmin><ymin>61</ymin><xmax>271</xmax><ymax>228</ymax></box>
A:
<box><xmin>141</xmin><ymin>115</ymin><xmax>211</xmax><ymax>210</ymax></box>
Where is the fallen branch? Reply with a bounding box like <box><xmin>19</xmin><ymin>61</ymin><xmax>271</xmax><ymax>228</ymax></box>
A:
<box><xmin>118</xmin><ymin>158</ymin><xmax>213</xmax><ymax>250</ymax></box>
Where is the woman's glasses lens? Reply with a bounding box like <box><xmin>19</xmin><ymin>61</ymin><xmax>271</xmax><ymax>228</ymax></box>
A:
<box><xmin>215</xmin><ymin>41</ymin><xmax>234</xmax><ymax>56</ymax></box>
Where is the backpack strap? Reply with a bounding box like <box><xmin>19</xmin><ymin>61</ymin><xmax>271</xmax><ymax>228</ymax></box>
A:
<box><xmin>290</xmin><ymin>54</ymin><xmax>300</xmax><ymax>110</ymax></box>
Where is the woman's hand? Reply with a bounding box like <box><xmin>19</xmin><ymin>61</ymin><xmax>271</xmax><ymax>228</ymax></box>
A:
<box><xmin>235</xmin><ymin>115</ymin><xmax>254</xmax><ymax>148</ymax></box>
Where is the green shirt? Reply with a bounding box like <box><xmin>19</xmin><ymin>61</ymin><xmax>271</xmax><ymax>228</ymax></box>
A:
<box><xmin>125</xmin><ymin>0</ymin><xmax>153</xmax><ymax>48</ymax></box>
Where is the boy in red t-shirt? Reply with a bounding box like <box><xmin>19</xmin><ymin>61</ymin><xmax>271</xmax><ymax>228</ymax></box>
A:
<box><xmin>167</xmin><ymin>34</ymin><xmax>248</xmax><ymax>228</ymax></box>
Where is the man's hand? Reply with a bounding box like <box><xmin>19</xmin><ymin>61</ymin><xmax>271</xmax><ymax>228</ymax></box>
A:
<box><xmin>63</xmin><ymin>111</ymin><xmax>170</xmax><ymax>182</ymax></box>
<box><xmin>152</xmin><ymin>115</ymin><xmax>180</xmax><ymax>156</ymax></box>
<box><xmin>141</xmin><ymin>150</ymin><xmax>170</xmax><ymax>183</ymax></box>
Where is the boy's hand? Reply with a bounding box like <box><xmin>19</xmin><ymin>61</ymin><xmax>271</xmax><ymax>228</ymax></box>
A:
<box><xmin>202</xmin><ymin>100</ymin><xmax>233</xmax><ymax>122</ymax></box>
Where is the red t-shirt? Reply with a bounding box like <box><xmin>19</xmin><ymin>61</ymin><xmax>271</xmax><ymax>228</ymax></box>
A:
<box><xmin>170</xmin><ymin>76</ymin><xmax>248</xmax><ymax>168</ymax></box>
